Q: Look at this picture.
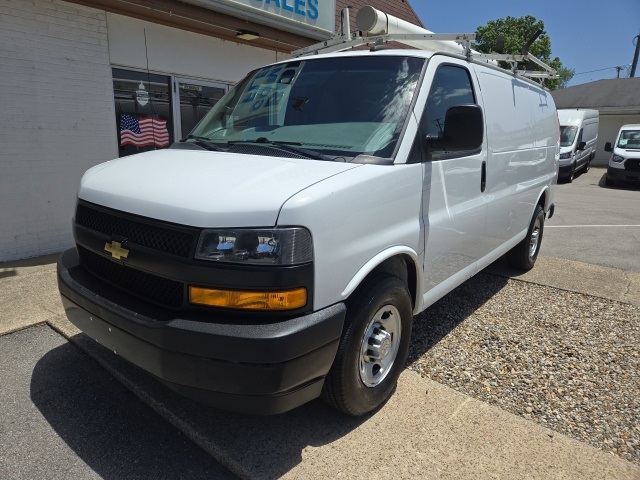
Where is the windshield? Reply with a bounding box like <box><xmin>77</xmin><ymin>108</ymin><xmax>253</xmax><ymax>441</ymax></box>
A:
<box><xmin>187</xmin><ymin>56</ymin><xmax>425</xmax><ymax>161</ymax></box>
<box><xmin>617</xmin><ymin>129</ymin><xmax>640</xmax><ymax>149</ymax></box>
<box><xmin>560</xmin><ymin>126</ymin><xmax>578</xmax><ymax>147</ymax></box>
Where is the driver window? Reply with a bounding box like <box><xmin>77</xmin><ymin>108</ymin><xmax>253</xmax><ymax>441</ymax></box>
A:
<box><xmin>421</xmin><ymin>65</ymin><xmax>476</xmax><ymax>160</ymax></box>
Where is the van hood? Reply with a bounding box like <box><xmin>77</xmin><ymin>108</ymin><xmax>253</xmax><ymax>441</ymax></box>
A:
<box><xmin>614</xmin><ymin>146</ymin><xmax>640</xmax><ymax>159</ymax></box>
<box><xmin>78</xmin><ymin>149</ymin><xmax>361</xmax><ymax>227</ymax></box>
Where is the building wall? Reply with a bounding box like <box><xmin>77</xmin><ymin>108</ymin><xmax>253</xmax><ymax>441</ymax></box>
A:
<box><xmin>0</xmin><ymin>0</ymin><xmax>118</xmax><ymax>261</ymax></box>
<box><xmin>106</xmin><ymin>13</ymin><xmax>285</xmax><ymax>84</ymax></box>
<box><xmin>0</xmin><ymin>0</ymin><xmax>289</xmax><ymax>262</ymax></box>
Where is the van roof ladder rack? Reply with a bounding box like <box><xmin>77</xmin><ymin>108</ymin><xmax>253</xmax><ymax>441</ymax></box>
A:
<box><xmin>292</xmin><ymin>6</ymin><xmax>558</xmax><ymax>83</ymax></box>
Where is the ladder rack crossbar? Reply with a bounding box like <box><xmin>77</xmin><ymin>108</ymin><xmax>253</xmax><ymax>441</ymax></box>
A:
<box><xmin>292</xmin><ymin>33</ymin><xmax>475</xmax><ymax>57</ymax></box>
<box><xmin>292</xmin><ymin>32</ymin><xmax>558</xmax><ymax>81</ymax></box>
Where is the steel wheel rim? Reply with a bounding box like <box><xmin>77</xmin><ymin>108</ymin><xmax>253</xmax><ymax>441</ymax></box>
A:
<box><xmin>359</xmin><ymin>304</ymin><xmax>401</xmax><ymax>387</ymax></box>
<box><xmin>529</xmin><ymin>216</ymin><xmax>542</xmax><ymax>258</ymax></box>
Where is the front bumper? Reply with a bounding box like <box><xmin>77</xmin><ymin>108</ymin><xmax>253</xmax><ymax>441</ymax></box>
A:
<box><xmin>607</xmin><ymin>166</ymin><xmax>640</xmax><ymax>183</ymax></box>
<box><xmin>558</xmin><ymin>164</ymin><xmax>574</xmax><ymax>177</ymax></box>
<box><xmin>57</xmin><ymin>248</ymin><xmax>346</xmax><ymax>415</ymax></box>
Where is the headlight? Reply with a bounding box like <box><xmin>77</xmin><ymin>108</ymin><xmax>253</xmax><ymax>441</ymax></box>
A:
<box><xmin>195</xmin><ymin>227</ymin><xmax>313</xmax><ymax>265</ymax></box>
<box><xmin>559</xmin><ymin>152</ymin><xmax>572</xmax><ymax>159</ymax></box>
<box><xmin>612</xmin><ymin>154</ymin><xmax>625</xmax><ymax>163</ymax></box>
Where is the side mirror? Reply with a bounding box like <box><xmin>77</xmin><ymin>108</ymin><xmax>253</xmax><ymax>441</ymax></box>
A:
<box><xmin>604</xmin><ymin>142</ymin><xmax>612</xmax><ymax>152</ymax></box>
<box><xmin>427</xmin><ymin>104</ymin><xmax>484</xmax><ymax>152</ymax></box>
<box><xmin>577</xmin><ymin>141</ymin><xmax>586</xmax><ymax>151</ymax></box>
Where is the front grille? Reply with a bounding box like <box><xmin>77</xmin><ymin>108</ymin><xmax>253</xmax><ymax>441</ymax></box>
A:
<box><xmin>625</xmin><ymin>159</ymin><xmax>640</xmax><ymax>172</ymax></box>
<box><xmin>78</xmin><ymin>246</ymin><xmax>184</xmax><ymax>308</ymax></box>
<box><xmin>76</xmin><ymin>203</ymin><xmax>197</xmax><ymax>258</ymax></box>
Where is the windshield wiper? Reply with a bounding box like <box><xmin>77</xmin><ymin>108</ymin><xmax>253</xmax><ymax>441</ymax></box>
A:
<box><xmin>229</xmin><ymin>138</ymin><xmax>334</xmax><ymax>161</ymax></box>
<box><xmin>182</xmin><ymin>135</ymin><xmax>226</xmax><ymax>151</ymax></box>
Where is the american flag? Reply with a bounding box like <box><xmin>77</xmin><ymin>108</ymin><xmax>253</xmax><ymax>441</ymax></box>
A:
<box><xmin>119</xmin><ymin>114</ymin><xmax>170</xmax><ymax>148</ymax></box>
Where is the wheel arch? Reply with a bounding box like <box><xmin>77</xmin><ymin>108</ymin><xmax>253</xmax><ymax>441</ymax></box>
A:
<box><xmin>536</xmin><ymin>187</ymin><xmax>549</xmax><ymax>214</ymax></box>
<box><xmin>341</xmin><ymin>247</ymin><xmax>421</xmax><ymax>312</ymax></box>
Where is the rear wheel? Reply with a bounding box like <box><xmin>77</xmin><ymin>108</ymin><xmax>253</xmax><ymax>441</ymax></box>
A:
<box><xmin>322</xmin><ymin>275</ymin><xmax>412</xmax><ymax>416</ymax></box>
<box><xmin>507</xmin><ymin>204</ymin><xmax>545</xmax><ymax>270</ymax></box>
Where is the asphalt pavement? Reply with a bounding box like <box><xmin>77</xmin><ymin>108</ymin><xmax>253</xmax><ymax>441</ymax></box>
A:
<box><xmin>1</xmin><ymin>167</ymin><xmax>639</xmax><ymax>479</ymax></box>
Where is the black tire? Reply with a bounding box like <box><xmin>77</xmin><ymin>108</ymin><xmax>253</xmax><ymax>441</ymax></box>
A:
<box><xmin>322</xmin><ymin>275</ymin><xmax>412</xmax><ymax>416</ymax></box>
<box><xmin>507</xmin><ymin>204</ymin><xmax>545</xmax><ymax>270</ymax></box>
<box><xmin>584</xmin><ymin>158</ymin><xmax>590</xmax><ymax>173</ymax></box>
<box><xmin>567</xmin><ymin>163</ymin><xmax>575</xmax><ymax>183</ymax></box>
<box><xmin>605</xmin><ymin>176</ymin><xmax>614</xmax><ymax>187</ymax></box>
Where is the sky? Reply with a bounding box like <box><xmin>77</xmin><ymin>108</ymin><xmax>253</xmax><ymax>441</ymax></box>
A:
<box><xmin>410</xmin><ymin>0</ymin><xmax>640</xmax><ymax>87</ymax></box>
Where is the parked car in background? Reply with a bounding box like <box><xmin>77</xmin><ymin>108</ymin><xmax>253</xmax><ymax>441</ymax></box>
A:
<box><xmin>558</xmin><ymin>109</ymin><xmax>599</xmax><ymax>183</ymax></box>
<box><xmin>605</xmin><ymin>124</ymin><xmax>640</xmax><ymax>186</ymax></box>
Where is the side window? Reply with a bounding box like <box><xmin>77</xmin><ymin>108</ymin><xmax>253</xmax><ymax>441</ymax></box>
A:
<box><xmin>422</xmin><ymin>65</ymin><xmax>476</xmax><ymax>160</ymax></box>
<box><xmin>576</xmin><ymin>128</ymin><xmax>583</xmax><ymax>148</ymax></box>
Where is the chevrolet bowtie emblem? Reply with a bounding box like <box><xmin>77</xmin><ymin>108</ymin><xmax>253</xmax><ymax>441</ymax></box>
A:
<box><xmin>104</xmin><ymin>241</ymin><xmax>129</xmax><ymax>260</ymax></box>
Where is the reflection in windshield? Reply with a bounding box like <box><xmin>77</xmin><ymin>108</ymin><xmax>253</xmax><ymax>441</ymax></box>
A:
<box><xmin>617</xmin><ymin>129</ymin><xmax>640</xmax><ymax>149</ymax></box>
<box><xmin>560</xmin><ymin>126</ymin><xmax>578</xmax><ymax>147</ymax></box>
<box><xmin>187</xmin><ymin>56</ymin><xmax>425</xmax><ymax>161</ymax></box>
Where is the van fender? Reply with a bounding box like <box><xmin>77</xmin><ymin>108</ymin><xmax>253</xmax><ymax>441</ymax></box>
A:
<box><xmin>341</xmin><ymin>246</ymin><xmax>423</xmax><ymax>314</ymax></box>
<box><xmin>536</xmin><ymin>185</ymin><xmax>550</xmax><ymax>213</ymax></box>
<box><xmin>535</xmin><ymin>185</ymin><xmax>556</xmax><ymax>220</ymax></box>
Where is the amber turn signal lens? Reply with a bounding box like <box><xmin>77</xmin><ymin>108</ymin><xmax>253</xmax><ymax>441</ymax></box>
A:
<box><xmin>189</xmin><ymin>286</ymin><xmax>307</xmax><ymax>311</ymax></box>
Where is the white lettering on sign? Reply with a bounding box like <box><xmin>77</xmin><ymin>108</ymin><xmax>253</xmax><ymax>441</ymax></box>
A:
<box><xmin>181</xmin><ymin>0</ymin><xmax>335</xmax><ymax>38</ymax></box>
<box><xmin>257</xmin><ymin>0</ymin><xmax>319</xmax><ymax>20</ymax></box>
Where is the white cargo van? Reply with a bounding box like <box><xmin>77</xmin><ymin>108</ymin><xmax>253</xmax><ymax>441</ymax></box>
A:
<box><xmin>57</xmin><ymin>7</ymin><xmax>559</xmax><ymax>416</ymax></box>
<box><xmin>604</xmin><ymin>124</ymin><xmax>640</xmax><ymax>186</ymax></box>
<box><xmin>557</xmin><ymin>109</ymin><xmax>599</xmax><ymax>182</ymax></box>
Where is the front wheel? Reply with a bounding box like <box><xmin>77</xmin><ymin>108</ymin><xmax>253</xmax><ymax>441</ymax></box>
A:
<box><xmin>507</xmin><ymin>204</ymin><xmax>545</xmax><ymax>270</ymax></box>
<box><xmin>322</xmin><ymin>275</ymin><xmax>412</xmax><ymax>416</ymax></box>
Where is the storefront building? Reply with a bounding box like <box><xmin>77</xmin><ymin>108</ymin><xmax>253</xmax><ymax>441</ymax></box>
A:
<box><xmin>0</xmin><ymin>0</ymin><xmax>421</xmax><ymax>261</ymax></box>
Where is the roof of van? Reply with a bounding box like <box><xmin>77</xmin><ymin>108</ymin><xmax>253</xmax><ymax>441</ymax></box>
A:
<box><xmin>557</xmin><ymin>109</ymin><xmax>599</xmax><ymax>125</ymax></box>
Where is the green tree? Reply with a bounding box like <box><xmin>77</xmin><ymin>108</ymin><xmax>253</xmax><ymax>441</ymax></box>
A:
<box><xmin>474</xmin><ymin>16</ymin><xmax>574</xmax><ymax>90</ymax></box>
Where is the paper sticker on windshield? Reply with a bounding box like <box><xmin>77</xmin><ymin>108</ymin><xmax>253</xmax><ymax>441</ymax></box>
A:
<box><xmin>619</xmin><ymin>139</ymin><xmax>628</xmax><ymax>146</ymax></box>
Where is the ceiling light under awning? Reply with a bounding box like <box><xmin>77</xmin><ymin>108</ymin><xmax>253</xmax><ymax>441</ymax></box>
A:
<box><xmin>236</xmin><ymin>30</ymin><xmax>260</xmax><ymax>40</ymax></box>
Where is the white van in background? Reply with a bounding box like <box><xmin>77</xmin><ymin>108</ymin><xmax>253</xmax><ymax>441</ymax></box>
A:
<box><xmin>557</xmin><ymin>109</ymin><xmax>599</xmax><ymax>182</ymax></box>
<box><xmin>604</xmin><ymin>124</ymin><xmax>640</xmax><ymax>187</ymax></box>
<box><xmin>56</xmin><ymin>7</ymin><xmax>559</xmax><ymax>416</ymax></box>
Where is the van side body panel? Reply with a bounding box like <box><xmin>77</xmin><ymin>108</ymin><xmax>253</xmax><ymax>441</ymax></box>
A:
<box><xmin>474</xmin><ymin>68</ymin><xmax>558</xmax><ymax>257</ymax></box>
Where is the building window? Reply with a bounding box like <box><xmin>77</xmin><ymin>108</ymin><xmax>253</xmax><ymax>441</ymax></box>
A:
<box><xmin>112</xmin><ymin>69</ymin><xmax>230</xmax><ymax>156</ymax></box>
<box><xmin>177</xmin><ymin>80</ymin><xmax>227</xmax><ymax>138</ymax></box>
<box><xmin>112</xmin><ymin>68</ymin><xmax>173</xmax><ymax>157</ymax></box>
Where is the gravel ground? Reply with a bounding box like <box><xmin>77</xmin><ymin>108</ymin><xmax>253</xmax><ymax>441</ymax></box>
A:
<box><xmin>407</xmin><ymin>273</ymin><xmax>640</xmax><ymax>464</ymax></box>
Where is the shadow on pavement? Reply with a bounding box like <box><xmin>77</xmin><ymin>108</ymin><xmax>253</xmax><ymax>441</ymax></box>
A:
<box><xmin>30</xmin><ymin>341</ymin><xmax>237</xmax><ymax>480</ymax></box>
<box><xmin>51</xmin><ymin>272</ymin><xmax>510</xmax><ymax>479</ymax></box>
<box><xmin>597</xmin><ymin>170</ymin><xmax>640</xmax><ymax>190</ymax></box>
<box><xmin>64</xmin><ymin>331</ymin><xmax>374</xmax><ymax>479</ymax></box>
<box><xmin>0</xmin><ymin>253</ymin><xmax>59</xmax><ymax>280</ymax></box>
<box><xmin>407</xmin><ymin>272</ymin><xmax>508</xmax><ymax>366</ymax></box>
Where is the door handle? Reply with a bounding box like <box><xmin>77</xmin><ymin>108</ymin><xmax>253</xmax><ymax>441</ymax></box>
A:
<box><xmin>481</xmin><ymin>161</ymin><xmax>487</xmax><ymax>192</ymax></box>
